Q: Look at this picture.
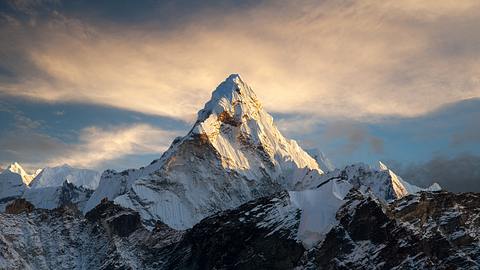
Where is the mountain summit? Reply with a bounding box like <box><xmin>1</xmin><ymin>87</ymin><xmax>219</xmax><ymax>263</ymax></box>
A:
<box><xmin>191</xmin><ymin>74</ymin><xmax>321</xmax><ymax>187</ymax></box>
<box><xmin>5</xmin><ymin>162</ymin><xmax>39</xmax><ymax>185</ymax></box>
<box><xmin>86</xmin><ymin>74</ymin><xmax>322</xmax><ymax>229</ymax></box>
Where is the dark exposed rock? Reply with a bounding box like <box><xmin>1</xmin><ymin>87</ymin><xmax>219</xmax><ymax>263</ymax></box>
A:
<box><xmin>160</xmin><ymin>192</ymin><xmax>304</xmax><ymax>270</ymax></box>
<box><xmin>86</xmin><ymin>199</ymin><xmax>141</xmax><ymax>237</ymax></box>
<box><xmin>308</xmin><ymin>191</ymin><xmax>480</xmax><ymax>270</ymax></box>
<box><xmin>58</xmin><ymin>180</ymin><xmax>94</xmax><ymax>208</ymax></box>
<box><xmin>5</xmin><ymin>198</ymin><xmax>35</xmax><ymax>214</ymax></box>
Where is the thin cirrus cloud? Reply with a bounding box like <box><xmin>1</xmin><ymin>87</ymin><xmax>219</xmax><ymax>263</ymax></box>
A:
<box><xmin>1</xmin><ymin>0</ymin><xmax>480</xmax><ymax>124</ymax></box>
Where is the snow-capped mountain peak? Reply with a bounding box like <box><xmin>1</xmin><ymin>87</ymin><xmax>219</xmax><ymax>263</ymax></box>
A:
<box><xmin>90</xmin><ymin>74</ymin><xmax>323</xmax><ymax>229</ymax></box>
<box><xmin>5</xmin><ymin>162</ymin><xmax>39</xmax><ymax>185</ymax></box>
<box><xmin>190</xmin><ymin>74</ymin><xmax>321</xmax><ymax>187</ymax></box>
<box><xmin>195</xmin><ymin>74</ymin><xmax>262</xmax><ymax>125</ymax></box>
<box><xmin>378</xmin><ymin>161</ymin><xmax>441</xmax><ymax>195</ymax></box>
<box><xmin>378</xmin><ymin>161</ymin><xmax>409</xmax><ymax>199</ymax></box>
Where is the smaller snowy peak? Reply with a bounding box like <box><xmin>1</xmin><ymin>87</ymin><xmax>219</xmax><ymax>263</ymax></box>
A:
<box><xmin>379</xmin><ymin>161</ymin><xmax>442</xmax><ymax>193</ymax></box>
<box><xmin>304</xmin><ymin>162</ymin><xmax>439</xmax><ymax>203</ymax></box>
<box><xmin>0</xmin><ymin>163</ymin><xmax>32</xmax><ymax>210</ymax></box>
<box><xmin>30</xmin><ymin>164</ymin><xmax>100</xmax><ymax>190</ymax></box>
<box><xmin>5</xmin><ymin>162</ymin><xmax>39</xmax><ymax>185</ymax></box>
<box><xmin>427</xmin><ymin>182</ymin><xmax>442</xmax><ymax>191</ymax></box>
<box><xmin>306</xmin><ymin>149</ymin><xmax>335</xmax><ymax>172</ymax></box>
<box><xmin>378</xmin><ymin>161</ymin><xmax>409</xmax><ymax>199</ymax></box>
<box><xmin>6</xmin><ymin>162</ymin><xmax>25</xmax><ymax>174</ymax></box>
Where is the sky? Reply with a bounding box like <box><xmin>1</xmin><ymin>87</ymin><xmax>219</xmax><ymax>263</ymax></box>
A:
<box><xmin>0</xmin><ymin>0</ymin><xmax>479</xmax><ymax>191</ymax></box>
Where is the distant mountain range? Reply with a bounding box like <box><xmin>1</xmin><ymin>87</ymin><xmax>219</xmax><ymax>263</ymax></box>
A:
<box><xmin>0</xmin><ymin>162</ymin><xmax>99</xmax><ymax>211</ymax></box>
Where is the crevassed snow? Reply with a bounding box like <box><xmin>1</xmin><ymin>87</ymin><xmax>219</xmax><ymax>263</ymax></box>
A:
<box><xmin>0</xmin><ymin>171</ymin><xmax>26</xmax><ymax>210</ymax></box>
<box><xmin>23</xmin><ymin>186</ymin><xmax>60</xmax><ymax>209</ymax></box>
<box><xmin>23</xmin><ymin>181</ymin><xmax>92</xmax><ymax>210</ymax></box>
<box><xmin>289</xmin><ymin>180</ymin><xmax>352</xmax><ymax>248</ymax></box>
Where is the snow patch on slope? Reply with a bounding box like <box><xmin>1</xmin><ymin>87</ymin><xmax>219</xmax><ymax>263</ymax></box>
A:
<box><xmin>289</xmin><ymin>179</ymin><xmax>352</xmax><ymax>247</ymax></box>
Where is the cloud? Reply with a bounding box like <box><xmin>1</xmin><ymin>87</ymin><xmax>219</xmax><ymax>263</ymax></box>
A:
<box><xmin>53</xmin><ymin>124</ymin><xmax>176</xmax><ymax>168</ymax></box>
<box><xmin>0</xmin><ymin>130</ymin><xmax>69</xmax><ymax>169</ymax></box>
<box><xmin>0</xmin><ymin>123</ymin><xmax>177</xmax><ymax>170</ymax></box>
<box><xmin>323</xmin><ymin>122</ymin><xmax>384</xmax><ymax>155</ymax></box>
<box><xmin>1</xmin><ymin>0</ymin><xmax>480</xmax><ymax>122</ymax></box>
<box><xmin>0</xmin><ymin>100</ymin><xmax>42</xmax><ymax>129</ymax></box>
<box><xmin>396</xmin><ymin>154</ymin><xmax>480</xmax><ymax>192</ymax></box>
<box><xmin>450</xmin><ymin>113</ymin><xmax>480</xmax><ymax>146</ymax></box>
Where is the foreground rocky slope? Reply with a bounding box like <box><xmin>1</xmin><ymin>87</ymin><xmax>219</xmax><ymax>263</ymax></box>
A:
<box><xmin>308</xmin><ymin>191</ymin><xmax>480</xmax><ymax>269</ymax></box>
<box><xmin>1</xmin><ymin>189</ymin><xmax>478</xmax><ymax>269</ymax></box>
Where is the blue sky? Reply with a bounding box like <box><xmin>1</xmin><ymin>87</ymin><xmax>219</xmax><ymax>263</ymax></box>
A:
<box><xmin>0</xmin><ymin>0</ymin><xmax>479</xmax><ymax>190</ymax></box>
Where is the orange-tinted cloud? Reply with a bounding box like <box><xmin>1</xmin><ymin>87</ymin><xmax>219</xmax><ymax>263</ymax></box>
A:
<box><xmin>1</xmin><ymin>0</ymin><xmax>479</xmax><ymax>122</ymax></box>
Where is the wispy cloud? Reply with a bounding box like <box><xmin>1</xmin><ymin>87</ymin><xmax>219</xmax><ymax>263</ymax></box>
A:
<box><xmin>1</xmin><ymin>0</ymin><xmax>480</xmax><ymax>122</ymax></box>
<box><xmin>53</xmin><ymin>124</ymin><xmax>176</xmax><ymax>168</ymax></box>
<box><xmin>0</xmin><ymin>123</ymin><xmax>177</xmax><ymax>170</ymax></box>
